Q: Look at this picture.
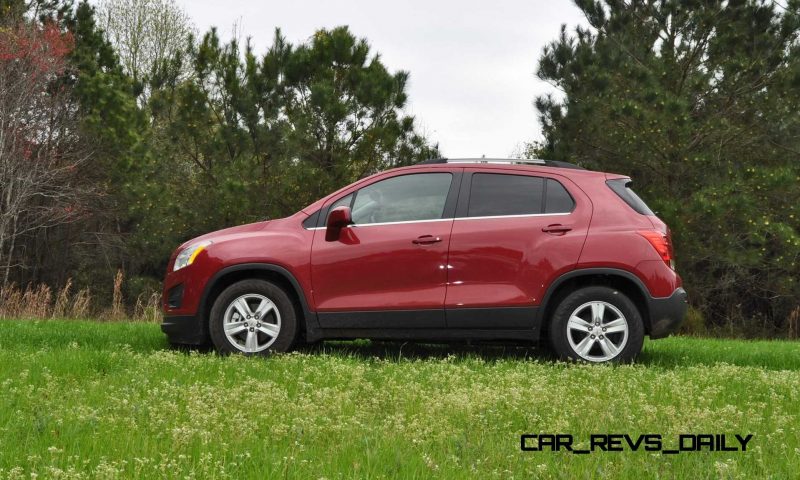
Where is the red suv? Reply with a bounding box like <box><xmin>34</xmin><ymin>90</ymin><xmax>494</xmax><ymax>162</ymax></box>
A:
<box><xmin>161</xmin><ymin>159</ymin><xmax>687</xmax><ymax>362</ymax></box>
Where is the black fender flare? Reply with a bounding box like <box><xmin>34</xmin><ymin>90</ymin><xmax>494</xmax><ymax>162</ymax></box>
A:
<box><xmin>198</xmin><ymin>263</ymin><xmax>319</xmax><ymax>338</ymax></box>
<box><xmin>536</xmin><ymin>267</ymin><xmax>653</xmax><ymax>333</ymax></box>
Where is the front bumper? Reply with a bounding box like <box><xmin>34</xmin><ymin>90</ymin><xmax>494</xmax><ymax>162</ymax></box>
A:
<box><xmin>647</xmin><ymin>287</ymin><xmax>688</xmax><ymax>339</ymax></box>
<box><xmin>161</xmin><ymin>315</ymin><xmax>209</xmax><ymax>346</ymax></box>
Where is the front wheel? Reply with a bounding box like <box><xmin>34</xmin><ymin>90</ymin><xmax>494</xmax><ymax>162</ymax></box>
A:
<box><xmin>548</xmin><ymin>286</ymin><xmax>644</xmax><ymax>363</ymax></box>
<box><xmin>209</xmin><ymin>279</ymin><xmax>298</xmax><ymax>355</ymax></box>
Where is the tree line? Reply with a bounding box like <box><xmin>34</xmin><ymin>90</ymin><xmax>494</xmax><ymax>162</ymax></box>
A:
<box><xmin>1</xmin><ymin>0</ymin><xmax>798</xmax><ymax>336</ymax></box>
<box><xmin>531</xmin><ymin>0</ymin><xmax>800</xmax><ymax>335</ymax></box>
<box><xmin>0</xmin><ymin>0</ymin><xmax>437</xmax><ymax>309</ymax></box>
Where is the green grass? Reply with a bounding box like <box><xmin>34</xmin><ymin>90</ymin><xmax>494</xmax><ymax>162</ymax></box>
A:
<box><xmin>0</xmin><ymin>320</ymin><xmax>798</xmax><ymax>479</ymax></box>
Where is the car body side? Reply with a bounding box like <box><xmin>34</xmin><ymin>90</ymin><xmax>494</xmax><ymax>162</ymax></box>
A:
<box><xmin>161</xmin><ymin>163</ymin><xmax>686</xmax><ymax>346</ymax></box>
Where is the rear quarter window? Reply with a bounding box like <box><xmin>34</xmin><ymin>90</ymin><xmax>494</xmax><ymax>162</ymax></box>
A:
<box><xmin>544</xmin><ymin>178</ymin><xmax>575</xmax><ymax>213</ymax></box>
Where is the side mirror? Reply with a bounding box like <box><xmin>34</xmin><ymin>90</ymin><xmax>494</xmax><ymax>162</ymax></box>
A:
<box><xmin>325</xmin><ymin>206</ymin><xmax>352</xmax><ymax>241</ymax></box>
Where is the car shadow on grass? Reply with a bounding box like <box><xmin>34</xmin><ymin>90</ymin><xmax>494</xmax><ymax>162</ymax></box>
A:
<box><xmin>298</xmin><ymin>339</ymin><xmax>554</xmax><ymax>362</ymax></box>
<box><xmin>290</xmin><ymin>338</ymin><xmax>800</xmax><ymax>371</ymax></box>
<box><xmin>162</xmin><ymin>335</ymin><xmax>800</xmax><ymax>371</ymax></box>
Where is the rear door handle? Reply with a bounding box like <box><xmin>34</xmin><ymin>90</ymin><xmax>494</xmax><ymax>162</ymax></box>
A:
<box><xmin>542</xmin><ymin>224</ymin><xmax>572</xmax><ymax>235</ymax></box>
<box><xmin>412</xmin><ymin>235</ymin><xmax>442</xmax><ymax>245</ymax></box>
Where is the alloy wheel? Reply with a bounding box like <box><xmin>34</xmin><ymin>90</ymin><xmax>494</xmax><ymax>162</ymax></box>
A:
<box><xmin>222</xmin><ymin>294</ymin><xmax>281</xmax><ymax>353</ymax></box>
<box><xmin>566</xmin><ymin>301</ymin><xmax>629</xmax><ymax>362</ymax></box>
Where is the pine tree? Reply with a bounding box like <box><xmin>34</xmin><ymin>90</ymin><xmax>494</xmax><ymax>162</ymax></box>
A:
<box><xmin>535</xmin><ymin>0</ymin><xmax>800</xmax><ymax>332</ymax></box>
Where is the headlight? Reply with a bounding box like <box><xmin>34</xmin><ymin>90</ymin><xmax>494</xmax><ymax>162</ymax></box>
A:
<box><xmin>173</xmin><ymin>241</ymin><xmax>212</xmax><ymax>271</ymax></box>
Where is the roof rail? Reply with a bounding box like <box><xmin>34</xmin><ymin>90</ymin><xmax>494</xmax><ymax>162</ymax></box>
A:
<box><xmin>419</xmin><ymin>158</ymin><xmax>585</xmax><ymax>170</ymax></box>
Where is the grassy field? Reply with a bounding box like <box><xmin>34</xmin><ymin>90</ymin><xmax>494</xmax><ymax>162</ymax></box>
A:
<box><xmin>0</xmin><ymin>320</ymin><xmax>798</xmax><ymax>479</ymax></box>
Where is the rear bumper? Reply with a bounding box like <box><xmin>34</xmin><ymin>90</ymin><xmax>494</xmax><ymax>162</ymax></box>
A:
<box><xmin>161</xmin><ymin>315</ymin><xmax>209</xmax><ymax>346</ymax></box>
<box><xmin>647</xmin><ymin>287</ymin><xmax>688</xmax><ymax>339</ymax></box>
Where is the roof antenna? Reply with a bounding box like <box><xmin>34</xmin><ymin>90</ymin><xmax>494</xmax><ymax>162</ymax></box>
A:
<box><xmin>481</xmin><ymin>154</ymin><xmax>486</xmax><ymax>158</ymax></box>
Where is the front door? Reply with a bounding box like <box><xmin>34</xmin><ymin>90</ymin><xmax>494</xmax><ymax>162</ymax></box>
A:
<box><xmin>311</xmin><ymin>171</ymin><xmax>460</xmax><ymax>328</ymax></box>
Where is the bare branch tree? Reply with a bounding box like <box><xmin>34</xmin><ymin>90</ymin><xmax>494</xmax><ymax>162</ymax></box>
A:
<box><xmin>97</xmin><ymin>0</ymin><xmax>194</xmax><ymax>99</ymax></box>
<box><xmin>0</xmin><ymin>22</ymin><xmax>93</xmax><ymax>284</ymax></box>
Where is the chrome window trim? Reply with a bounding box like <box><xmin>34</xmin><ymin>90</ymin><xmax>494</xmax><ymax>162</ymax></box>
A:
<box><xmin>306</xmin><ymin>212</ymin><xmax>570</xmax><ymax>230</ymax></box>
<box><xmin>351</xmin><ymin>218</ymin><xmax>453</xmax><ymax>228</ymax></box>
<box><xmin>307</xmin><ymin>217</ymin><xmax>452</xmax><ymax>230</ymax></box>
<box><xmin>455</xmin><ymin>212</ymin><xmax>571</xmax><ymax>221</ymax></box>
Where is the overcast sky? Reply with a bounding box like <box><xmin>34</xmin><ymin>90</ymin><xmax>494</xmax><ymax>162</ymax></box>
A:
<box><xmin>173</xmin><ymin>0</ymin><xmax>587</xmax><ymax>158</ymax></box>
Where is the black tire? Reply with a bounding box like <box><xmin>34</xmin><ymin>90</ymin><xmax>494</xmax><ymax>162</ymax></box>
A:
<box><xmin>209</xmin><ymin>279</ymin><xmax>298</xmax><ymax>355</ymax></box>
<box><xmin>535</xmin><ymin>338</ymin><xmax>556</xmax><ymax>360</ymax></box>
<box><xmin>548</xmin><ymin>286</ymin><xmax>644</xmax><ymax>363</ymax></box>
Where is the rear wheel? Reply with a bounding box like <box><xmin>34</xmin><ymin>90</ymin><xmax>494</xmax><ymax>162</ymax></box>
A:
<box><xmin>549</xmin><ymin>286</ymin><xmax>644</xmax><ymax>363</ymax></box>
<box><xmin>209</xmin><ymin>279</ymin><xmax>298</xmax><ymax>355</ymax></box>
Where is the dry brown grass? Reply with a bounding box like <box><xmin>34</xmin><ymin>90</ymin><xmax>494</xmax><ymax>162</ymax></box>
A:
<box><xmin>132</xmin><ymin>291</ymin><xmax>162</xmax><ymax>323</ymax></box>
<box><xmin>0</xmin><ymin>271</ymin><xmax>162</xmax><ymax>322</ymax></box>
<box><xmin>72</xmin><ymin>287</ymin><xmax>92</xmax><ymax>318</ymax></box>
<box><xmin>110</xmin><ymin>269</ymin><xmax>124</xmax><ymax>319</ymax></box>
<box><xmin>52</xmin><ymin>278</ymin><xmax>73</xmax><ymax>318</ymax></box>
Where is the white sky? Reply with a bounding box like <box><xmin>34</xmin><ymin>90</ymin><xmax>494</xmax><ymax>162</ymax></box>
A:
<box><xmin>173</xmin><ymin>0</ymin><xmax>587</xmax><ymax>158</ymax></box>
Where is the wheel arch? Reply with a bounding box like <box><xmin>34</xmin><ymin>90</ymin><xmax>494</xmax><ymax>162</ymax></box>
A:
<box><xmin>538</xmin><ymin>268</ymin><xmax>652</xmax><ymax>337</ymax></box>
<box><xmin>198</xmin><ymin>263</ymin><xmax>318</xmax><ymax>342</ymax></box>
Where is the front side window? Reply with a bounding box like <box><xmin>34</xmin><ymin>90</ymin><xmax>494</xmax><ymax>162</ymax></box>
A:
<box><xmin>318</xmin><ymin>193</ymin><xmax>355</xmax><ymax>228</ymax></box>
<box><xmin>330</xmin><ymin>193</ymin><xmax>354</xmax><ymax>211</ymax></box>
<box><xmin>468</xmin><ymin>173</ymin><xmax>544</xmax><ymax>217</ymax></box>
<box><xmin>302</xmin><ymin>210</ymin><xmax>320</xmax><ymax>229</ymax></box>
<box><xmin>351</xmin><ymin>173</ymin><xmax>452</xmax><ymax>225</ymax></box>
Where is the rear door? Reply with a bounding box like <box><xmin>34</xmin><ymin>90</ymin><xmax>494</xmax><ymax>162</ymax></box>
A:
<box><xmin>444</xmin><ymin>168</ymin><xmax>591</xmax><ymax>328</ymax></box>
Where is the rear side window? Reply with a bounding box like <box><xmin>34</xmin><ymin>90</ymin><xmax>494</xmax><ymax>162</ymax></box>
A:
<box><xmin>467</xmin><ymin>174</ymin><xmax>575</xmax><ymax>217</ymax></box>
<box><xmin>606</xmin><ymin>179</ymin><xmax>654</xmax><ymax>215</ymax></box>
<box><xmin>468</xmin><ymin>174</ymin><xmax>544</xmax><ymax>217</ymax></box>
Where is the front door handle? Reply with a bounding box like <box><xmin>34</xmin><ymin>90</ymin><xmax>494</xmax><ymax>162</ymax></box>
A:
<box><xmin>542</xmin><ymin>224</ymin><xmax>572</xmax><ymax>235</ymax></box>
<box><xmin>412</xmin><ymin>235</ymin><xmax>442</xmax><ymax>245</ymax></box>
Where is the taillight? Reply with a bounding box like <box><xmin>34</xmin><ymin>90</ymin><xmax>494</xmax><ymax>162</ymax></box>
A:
<box><xmin>638</xmin><ymin>230</ymin><xmax>675</xmax><ymax>270</ymax></box>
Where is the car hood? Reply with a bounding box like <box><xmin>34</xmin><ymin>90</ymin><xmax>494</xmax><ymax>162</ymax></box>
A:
<box><xmin>178</xmin><ymin>220</ymin><xmax>273</xmax><ymax>250</ymax></box>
